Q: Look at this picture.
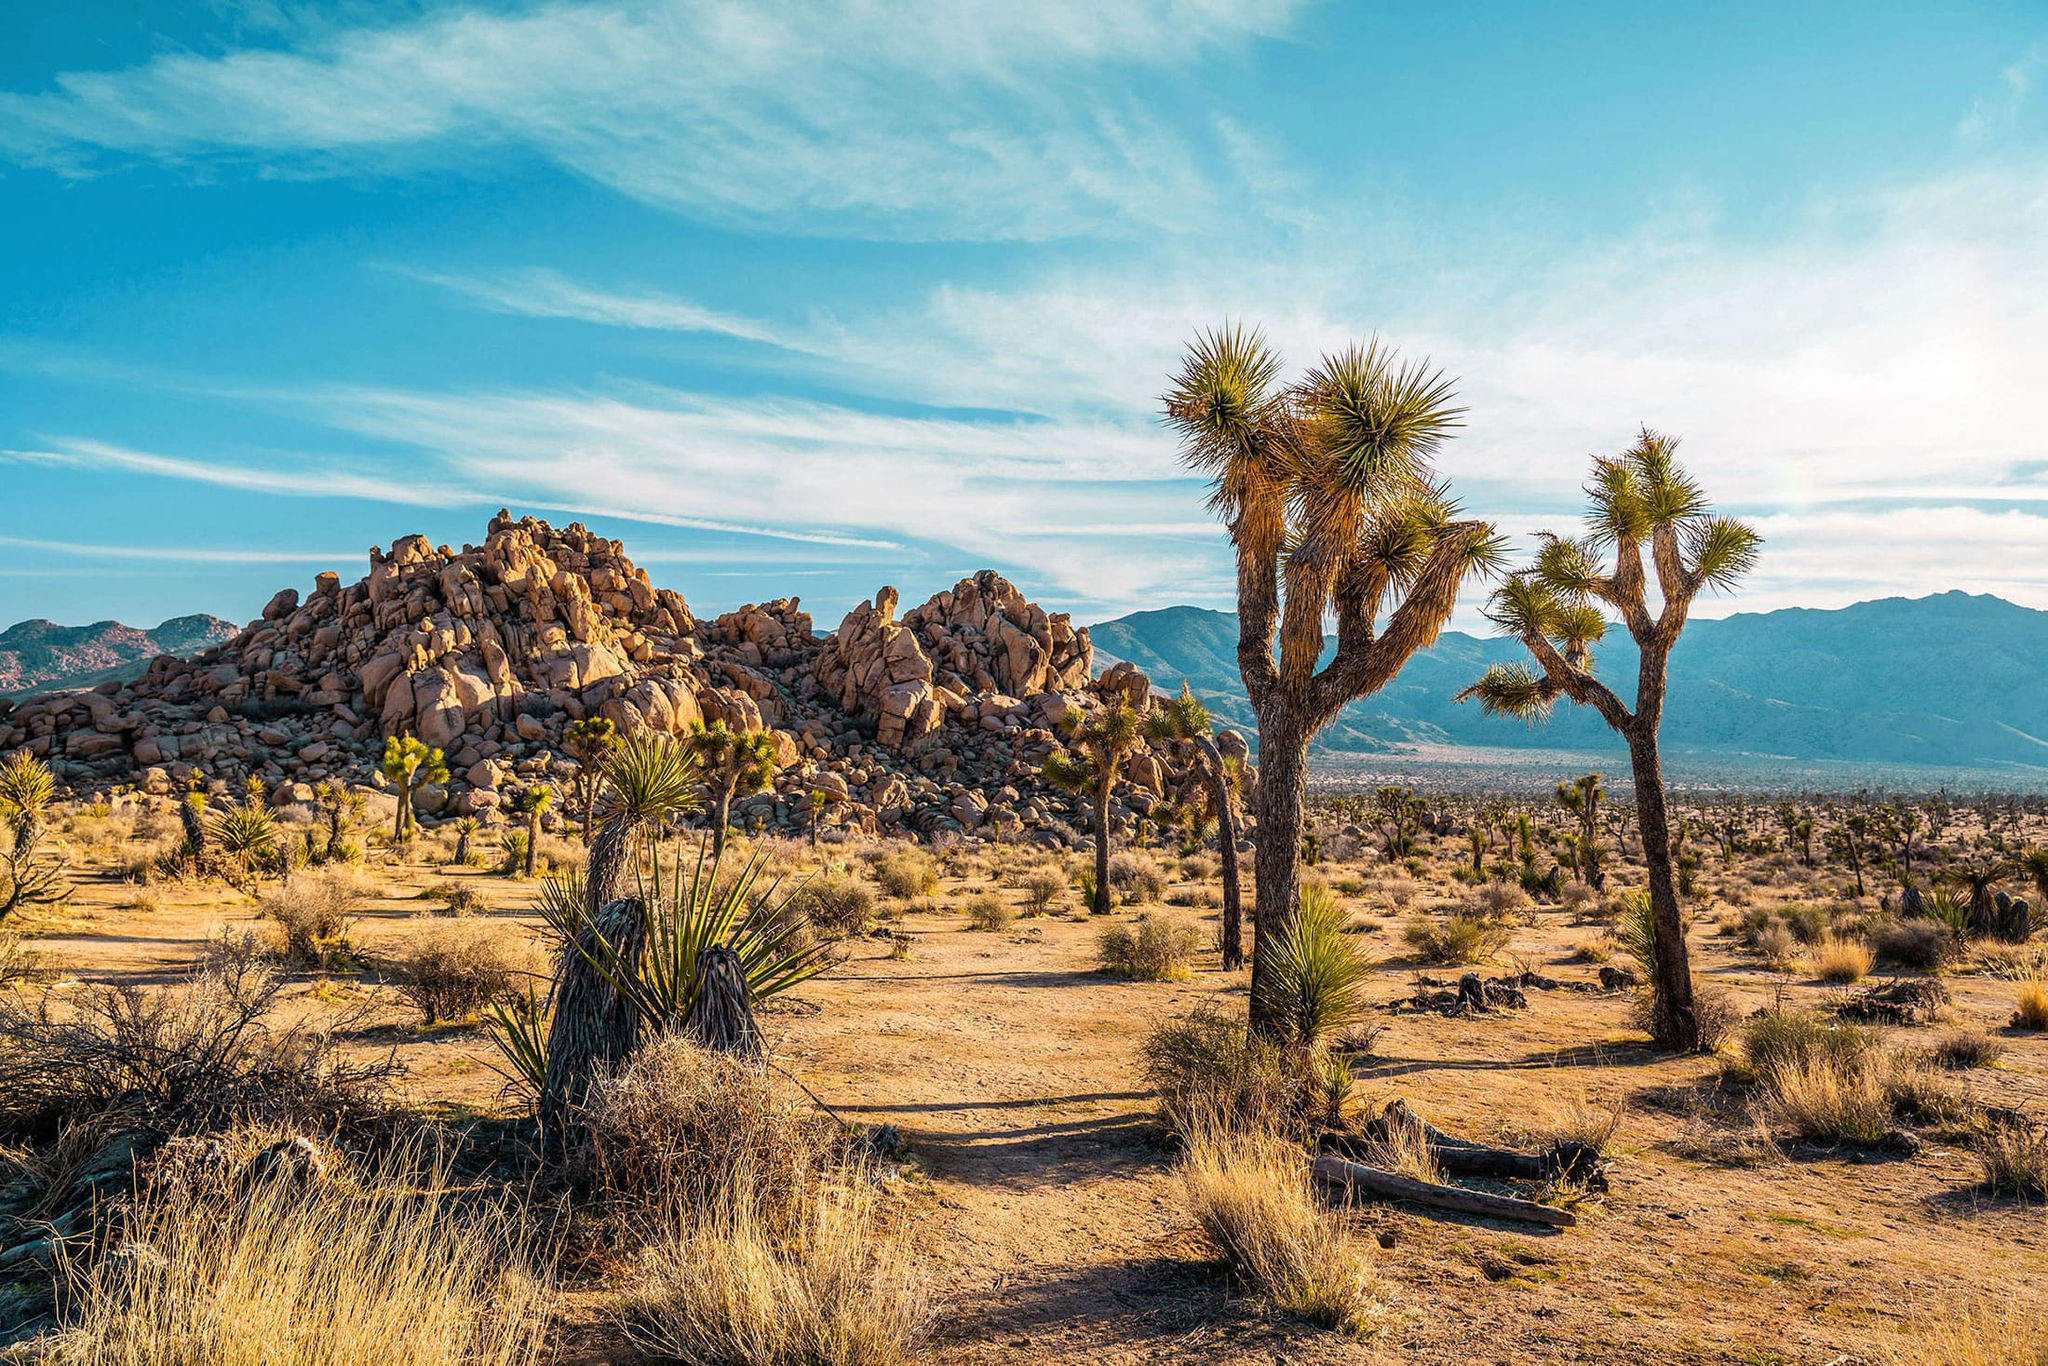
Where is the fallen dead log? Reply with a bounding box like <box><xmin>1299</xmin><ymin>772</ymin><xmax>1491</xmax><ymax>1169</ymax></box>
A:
<box><xmin>1311</xmin><ymin>1153</ymin><xmax>1576</xmax><ymax>1228</ymax></box>
<box><xmin>1336</xmin><ymin>1099</ymin><xmax>1609</xmax><ymax>1191</ymax></box>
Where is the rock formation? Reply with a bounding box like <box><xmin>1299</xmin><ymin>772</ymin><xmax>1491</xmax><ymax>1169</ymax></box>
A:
<box><xmin>0</xmin><ymin>514</ymin><xmax>1226</xmax><ymax>847</ymax></box>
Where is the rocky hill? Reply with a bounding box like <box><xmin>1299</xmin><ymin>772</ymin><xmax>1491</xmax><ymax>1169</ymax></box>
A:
<box><xmin>0</xmin><ymin>615</ymin><xmax>237</xmax><ymax>696</ymax></box>
<box><xmin>1092</xmin><ymin>592</ymin><xmax>2048</xmax><ymax>773</ymax></box>
<box><xmin>0</xmin><ymin>512</ymin><xmax>1203</xmax><ymax>845</ymax></box>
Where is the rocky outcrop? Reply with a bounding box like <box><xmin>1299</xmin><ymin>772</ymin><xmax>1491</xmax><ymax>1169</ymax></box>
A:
<box><xmin>0</xmin><ymin>615</ymin><xmax>237</xmax><ymax>696</ymax></box>
<box><xmin>2</xmin><ymin>515</ymin><xmax>1233</xmax><ymax>847</ymax></box>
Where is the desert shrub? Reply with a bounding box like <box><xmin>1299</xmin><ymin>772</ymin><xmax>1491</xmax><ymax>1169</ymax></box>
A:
<box><xmin>582</xmin><ymin>1035</ymin><xmax>838</xmax><ymax>1230</ymax></box>
<box><xmin>621</xmin><ymin>1163</ymin><xmax>931</xmax><ymax>1366</ymax></box>
<box><xmin>1178</xmin><ymin>1124</ymin><xmax>1377</xmax><ymax>1334</ymax></box>
<box><xmin>1529</xmin><ymin>1088</ymin><xmax>1627</xmax><ymax>1156</ymax></box>
<box><xmin>1688</xmin><ymin>983</ymin><xmax>1745</xmax><ymax>1052</ymax></box>
<box><xmin>1933</xmin><ymin>1030</ymin><xmax>2006</xmax><ymax>1070</ymax></box>
<box><xmin>420</xmin><ymin>881</ymin><xmax>484</xmax><ymax>915</ymax></box>
<box><xmin>260</xmin><ymin>870</ymin><xmax>365</xmax><ymax>967</ymax></box>
<box><xmin>0</xmin><ymin>966</ymin><xmax>390</xmax><ymax>1139</ymax></box>
<box><xmin>795</xmin><ymin>874</ymin><xmax>876</xmax><ymax>939</ymax></box>
<box><xmin>1567</xmin><ymin>939</ymin><xmax>1611</xmax><ymax>965</ymax></box>
<box><xmin>1471</xmin><ymin>882</ymin><xmax>1530</xmax><ymax>918</ymax></box>
<box><xmin>1809</xmin><ymin>935</ymin><xmax>1874</xmax><ymax>984</ymax></box>
<box><xmin>1019</xmin><ymin>867</ymin><xmax>1066</xmax><ymax>915</ymax></box>
<box><xmin>498</xmin><ymin>831</ymin><xmax>530</xmax><ymax>876</ymax></box>
<box><xmin>1977</xmin><ymin>1120</ymin><xmax>2048</xmax><ymax>1200</ymax></box>
<box><xmin>1170</xmin><ymin>885</ymin><xmax>1223</xmax><ymax>910</ymax></box>
<box><xmin>39</xmin><ymin>1147</ymin><xmax>549</xmax><ymax>1366</ymax></box>
<box><xmin>1262</xmin><ymin>886</ymin><xmax>1373</xmax><ymax>1046</ymax></box>
<box><xmin>963</xmin><ymin>894</ymin><xmax>1013</xmax><ymax>931</ymax></box>
<box><xmin>1180</xmin><ymin>854</ymin><xmax>1219</xmax><ymax>882</ymax></box>
<box><xmin>1759</xmin><ymin>1056</ymin><xmax>1893</xmax><ymax>1146</ymax></box>
<box><xmin>1558</xmin><ymin>883</ymin><xmax>1599</xmax><ymax>917</ymax></box>
<box><xmin>1752</xmin><ymin>919</ymin><xmax>1802</xmax><ymax>972</ymax></box>
<box><xmin>1742</xmin><ymin>1011</ymin><xmax>1874</xmax><ymax>1083</ymax></box>
<box><xmin>2014</xmin><ymin>978</ymin><xmax>2048</xmax><ymax>1031</ymax></box>
<box><xmin>871</xmin><ymin>849</ymin><xmax>937</xmax><ymax>900</ymax></box>
<box><xmin>1141</xmin><ymin>1007</ymin><xmax>1303</xmax><ymax>1139</ymax></box>
<box><xmin>1874</xmin><ymin>918</ymin><xmax>1960</xmax><ymax>971</ymax></box>
<box><xmin>0</xmin><ymin>929</ymin><xmax>37</xmax><ymax>989</ymax></box>
<box><xmin>1378</xmin><ymin>876</ymin><xmax>1418</xmax><ymax>909</ymax></box>
<box><xmin>1098</xmin><ymin>913</ymin><xmax>1202</xmax><ymax>981</ymax></box>
<box><xmin>1107</xmin><ymin>851</ymin><xmax>1165</xmax><ymax>905</ymax></box>
<box><xmin>1403</xmin><ymin>910</ymin><xmax>1510</xmax><ymax>966</ymax></box>
<box><xmin>1777</xmin><ymin>903</ymin><xmax>1830</xmax><ymax>945</ymax></box>
<box><xmin>386</xmin><ymin>921</ymin><xmax>521</xmax><ymax>1024</ymax></box>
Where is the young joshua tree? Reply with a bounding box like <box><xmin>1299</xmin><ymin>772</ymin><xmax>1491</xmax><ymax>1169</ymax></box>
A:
<box><xmin>1045</xmin><ymin>703</ymin><xmax>1143</xmax><ymax>916</ymax></box>
<box><xmin>563</xmin><ymin>716</ymin><xmax>619</xmax><ymax>846</ymax></box>
<box><xmin>685</xmin><ymin>720</ymin><xmax>781</xmax><ymax>860</ymax></box>
<box><xmin>515</xmin><ymin>785</ymin><xmax>551</xmax><ymax>877</ymax></box>
<box><xmin>1166</xmin><ymin>327</ymin><xmax>1502</xmax><ymax>1038</ymax></box>
<box><xmin>1460</xmin><ymin>430</ymin><xmax>1760</xmax><ymax>1051</ymax></box>
<box><xmin>1146</xmin><ymin>686</ymin><xmax>1245</xmax><ymax>969</ymax></box>
<box><xmin>1554</xmin><ymin>772</ymin><xmax>1605</xmax><ymax>886</ymax></box>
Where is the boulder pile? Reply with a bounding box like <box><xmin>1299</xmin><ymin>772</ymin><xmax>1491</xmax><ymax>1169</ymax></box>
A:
<box><xmin>0</xmin><ymin>513</ymin><xmax>1225</xmax><ymax>846</ymax></box>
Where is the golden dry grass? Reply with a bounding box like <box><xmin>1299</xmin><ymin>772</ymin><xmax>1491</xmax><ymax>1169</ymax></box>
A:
<box><xmin>1808</xmin><ymin>934</ymin><xmax>1874</xmax><ymax>983</ymax></box>
<box><xmin>39</xmin><ymin>1154</ymin><xmax>549</xmax><ymax>1366</ymax></box>
<box><xmin>2013</xmin><ymin>977</ymin><xmax>2048</xmax><ymax>1031</ymax></box>
<box><xmin>1177</xmin><ymin>1123</ymin><xmax>1378</xmax><ymax>1335</ymax></box>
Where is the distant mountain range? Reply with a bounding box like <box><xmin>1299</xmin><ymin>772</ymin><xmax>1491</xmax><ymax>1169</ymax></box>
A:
<box><xmin>1090</xmin><ymin>592</ymin><xmax>2048</xmax><ymax>774</ymax></box>
<box><xmin>0</xmin><ymin>616</ymin><xmax>238</xmax><ymax>696</ymax></box>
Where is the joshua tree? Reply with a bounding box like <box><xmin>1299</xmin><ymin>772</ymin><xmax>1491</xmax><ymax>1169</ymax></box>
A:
<box><xmin>450</xmin><ymin>816</ymin><xmax>480</xmax><ymax>868</ymax></box>
<box><xmin>1554</xmin><ymin>773</ymin><xmax>1605</xmax><ymax>887</ymax></box>
<box><xmin>685</xmin><ymin>720</ymin><xmax>781</xmax><ymax>860</ymax></box>
<box><xmin>1945</xmin><ymin>859</ymin><xmax>2017</xmax><ymax>938</ymax></box>
<box><xmin>563</xmin><ymin>716</ymin><xmax>619</xmax><ymax>846</ymax></box>
<box><xmin>1165</xmin><ymin>328</ymin><xmax>1501</xmax><ymax>1038</ymax></box>
<box><xmin>312</xmin><ymin>781</ymin><xmax>364</xmax><ymax>862</ymax></box>
<box><xmin>1873</xmin><ymin>803</ymin><xmax>1923</xmax><ymax>883</ymax></box>
<box><xmin>1459</xmin><ymin>431</ymin><xmax>1760</xmax><ymax>1051</ymax></box>
<box><xmin>1045</xmin><ymin>703</ymin><xmax>1143</xmax><ymax>915</ymax></box>
<box><xmin>1145</xmin><ymin>686</ymin><xmax>1245</xmax><ymax>969</ymax></box>
<box><xmin>515</xmin><ymin>785</ymin><xmax>551</xmax><ymax>877</ymax></box>
<box><xmin>380</xmin><ymin>735</ymin><xmax>449</xmax><ymax>843</ymax></box>
<box><xmin>1373</xmin><ymin>785</ymin><xmax>1426</xmax><ymax>863</ymax></box>
<box><xmin>805</xmin><ymin>787</ymin><xmax>848</xmax><ymax>847</ymax></box>
<box><xmin>0</xmin><ymin>751</ymin><xmax>68</xmax><ymax>919</ymax></box>
<box><xmin>1826</xmin><ymin>815</ymin><xmax>1870</xmax><ymax>897</ymax></box>
<box><xmin>540</xmin><ymin>734</ymin><xmax>701</xmax><ymax>1126</ymax></box>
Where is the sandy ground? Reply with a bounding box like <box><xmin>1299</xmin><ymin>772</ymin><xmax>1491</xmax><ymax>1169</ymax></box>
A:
<box><xmin>15</xmin><ymin>832</ymin><xmax>2048</xmax><ymax>1366</ymax></box>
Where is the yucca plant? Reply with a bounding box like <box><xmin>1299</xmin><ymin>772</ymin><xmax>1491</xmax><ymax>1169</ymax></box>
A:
<box><xmin>539</xmin><ymin>734</ymin><xmax>703</xmax><ymax>1126</ymax></box>
<box><xmin>1925</xmin><ymin>884</ymin><xmax>1974</xmax><ymax>944</ymax></box>
<box><xmin>1619</xmin><ymin>889</ymin><xmax>1658</xmax><ymax>983</ymax></box>
<box><xmin>1256</xmin><ymin>884</ymin><xmax>1373</xmax><ymax>1048</ymax></box>
<box><xmin>208</xmin><ymin>803</ymin><xmax>279</xmax><ymax>896</ymax></box>
<box><xmin>484</xmin><ymin>983</ymin><xmax>552</xmax><ymax>1100</ymax></box>
<box><xmin>0</xmin><ymin>750</ymin><xmax>68</xmax><ymax>918</ymax></box>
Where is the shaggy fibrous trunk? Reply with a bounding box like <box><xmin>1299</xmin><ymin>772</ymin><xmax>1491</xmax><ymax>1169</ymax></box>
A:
<box><xmin>1627</xmin><ymin>730</ymin><xmax>1695</xmax><ymax>1049</ymax></box>
<box><xmin>1194</xmin><ymin>734</ymin><xmax>1245</xmax><ymax>971</ymax></box>
<box><xmin>1090</xmin><ymin>780</ymin><xmax>1113</xmax><ymax>914</ymax></box>
<box><xmin>1247</xmin><ymin>710</ymin><xmax>1306</xmax><ymax>1034</ymax></box>
<box><xmin>539</xmin><ymin>894</ymin><xmax>646</xmax><ymax>1132</ymax></box>
<box><xmin>685</xmin><ymin>945</ymin><xmax>760</xmax><ymax>1057</ymax></box>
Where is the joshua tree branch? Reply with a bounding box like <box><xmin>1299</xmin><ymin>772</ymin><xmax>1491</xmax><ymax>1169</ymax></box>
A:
<box><xmin>1521</xmin><ymin>631</ymin><xmax>1633</xmax><ymax>733</ymax></box>
<box><xmin>1230</xmin><ymin>512</ymin><xmax>1282</xmax><ymax>714</ymax></box>
<box><xmin>1313</xmin><ymin>522</ymin><xmax>1488</xmax><ymax>719</ymax></box>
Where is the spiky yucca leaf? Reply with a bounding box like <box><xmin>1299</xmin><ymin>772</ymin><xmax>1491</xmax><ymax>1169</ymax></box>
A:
<box><xmin>600</xmin><ymin>733</ymin><xmax>702</xmax><ymax>823</ymax></box>
<box><xmin>1458</xmin><ymin>662</ymin><xmax>1556</xmax><ymax>722</ymax></box>
<box><xmin>1619</xmin><ymin>891</ymin><xmax>1657</xmax><ymax>981</ymax></box>
<box><xmin>483</xmin><ymin>983</ymin><xmax>551</xmax><ymax>1099</ymax></box>
<box><xmin>0</xmin><ymin>751</ymin><xmax>56</xmax><ymax>845</ymax></box>
<box><xmin>1256</xmin><ymin>883</ymin><xmax>1374</xmax><ymax>1047</ymax></box>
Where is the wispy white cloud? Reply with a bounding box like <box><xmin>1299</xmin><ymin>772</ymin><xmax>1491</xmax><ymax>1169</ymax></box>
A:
<box><xmin>5</xmin><ymin>442</ymin><xmax>476</xmax><ymax>505</ymax></box>
<box><xmin>0</xmin><ymin>534</ymin><xmax>354</xmax><ymax>564</ymax></box>
<box><xmin>0</xmin><ymin>0</ymin><xmax>1300</xmax><ymax>241</ymax></box>
<box><xmin>397</xmin><ymin>266</ymin><xmax>798</xmax><ymax>347</ymax></box>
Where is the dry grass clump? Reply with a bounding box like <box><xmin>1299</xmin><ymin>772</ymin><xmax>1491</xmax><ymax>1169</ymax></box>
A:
<box><xmin>1976</xmin><ymin>1119</ymin><xmax>2048</xmax><ymax>1200</ymax></box>
<box><xmin>1107</xmin><ymin>851</ymin><xmax>1165</xmax><ymax>905</ymax></box>
<box><xmin>1469</xmin><ymin>882</ymin><xmax>1530</xmax><ymax>918</ymax></box>
<box><xmin>795</xmin><ymin>874</ymin><xmax>876</xmax><ymax>939</ymax></box>
<box><xmin>419</xmin><ymin>881</ymin><xmax>484</xmax><ymax>915</ymax></box>
<box><xmin>1932</xmin><ymin>1030</ymin><xmax>2006</xmax><ymax>1071</ymax></box>
<box><xmin>2011</xmin><ymin>976</ymin><xmax>2048</xmax><ymax>1031</ymax></box>
<box><xmin>1752</xmin><ymin>919</ymin><xmax>1801</xmax><ymax>972</ymax></box>
<box><xmin>1557</xmin><ymin>883</ymin><xmax>1599</xmax><ymax>918</ymax></box>
<box><xmin>260</xmin><ymin>870</ymin><xmax>366</xmax><ymax>967</ymax></box>
<box><xmin>35</xmin><ymin>1151</ymin><xmax>549</xmax><ymax>1366</ymax></box>
<box><xmin>1141</xmin><ymin>1008</ymin><xmax>1304</xmax><ymax>1139</ymax></box>
<box><xmin>620</xmin><ymin>1165</ymin><xmax>932</xmax><ymax>1366</ymax></box>
<box><xmin>1177</xmin><ymin>1123</ymin><xmax>1377</xmax><ymax>1335</ymax></box>
<box><xmin>1808</xmin><ymin>934</ymin><xmax>1874</xmax><ymax>983</ymax></box>
<box><xmin>582</xmin><ymin>1035</ymin><xmax>839</xmax><ymax>1230</ymax></box>
<box><xmin>0</xmin><ymin>965</ymin><xmax>389</xmax><ymax>1139</ymax></box>
<box><xmin>1740</xmin><ymin>1010</ymin><xmax>1975</xmax><ymax>1146</ymax></box>
<box><xmin>1759</xmin><ymin>1055</ymin><xmax>1894</xmax><ymax>1146</ymax></box>
<box><xmin>1890</xmin><ymin>1304</ymin><xmax>2048</xmax><ymax>1365</ymax></box>
<box><xmin>384</xmin><ymin>920</ymin><xmax>525</xmax><ymax>1024</ymax></box>
<box><xmin>1097</xmin><ymin>913</ymin><xmax>1202</xmax><ymax>981</ymax></box>
<box><xmin>1402</xmin><ymin>910</ymin><xmax>1511</xmax><ymax>966</ymax></box>
<box><xmin>1179</xmin><ymin>854</ymin><xmax>1219</xmax><ymax>883</ymax></box>
<box><xmin>870</xmin><ymin>849</ymin><xmax>937</xmax><ymax>900</ymax></box>
<box><xmin>962</xmin><ymin>894</ymin><xmax>1013</xmax><ymax>932</ymax></box>
<box><xmin>1018</xmin><ymin>866</ymin><xmax>1066</xmax><ymax>915</ymax></box>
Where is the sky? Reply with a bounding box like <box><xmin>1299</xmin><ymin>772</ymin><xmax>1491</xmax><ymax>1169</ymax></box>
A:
<box><xmin>2</xmin><ymin>1</ymin><xmax>2046</xmax><ymax>635</ymax></box>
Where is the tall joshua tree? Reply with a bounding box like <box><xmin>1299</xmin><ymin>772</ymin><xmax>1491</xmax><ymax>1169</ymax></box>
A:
<box><xmin>540</xmin><ymin>733</ymin><xmax>701</xmax><ymax>1127</ymax></box>
<box><xmin>563</xmin><ymin>717</ymin><xmax>620</xmax><ymax>846</ymax></box>
<box><xmin>1045</xmin><ymin>703</ymin><xmax>1143</xmax><ymax>915</ymax></box>
<box><xmin>1147</xmin><ymin>686</ymin><xmax>1245</xmax><ymax>969</ymax></box>
<box><xmin>686</xmin><ymin>720</ymin><xmax>781</xmax><ymax>860</ymax></box>
<box><xmin>1165</xmin><ymin>327</ymin><xmax>1501</xmax><ymax>1038</ymax></box>
<box><xmin>1460</xmin><ymin>431</ymin><xmax>1760</xmax><ymax>1051</ymax></box>
<box><xmin>380</xmin><ymin>735</ymin><xmax>449</xmax><ymax>843</ymax></box>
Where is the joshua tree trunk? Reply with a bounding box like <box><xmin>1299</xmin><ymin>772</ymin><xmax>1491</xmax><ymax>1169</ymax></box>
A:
<box><xmin>524</xmin><ymin>811</ymin><xmax>541</xmax><ymax>876</ymax></box>
<box><xmin>1090</xmin><ymin>779</ymin><xmax>1113</xmax><ymax>914</ymax></box>
<box><xmin>1247</xmin><ymin>711</ymin><xmax>1307</xmax><ymax>1033</ymax></box>
<box><xmin>710</xmin><ymin>776</ymin><xmax>736</xmax><ymax>860</ymax></box>
<box><xmin>1193</xmin><ymin>734</ymin><xmax>1245</xmax><ymax>971</ymax></box>
<box><xmin>392</xmin><ymin>777</ymin><xmax>410</xmax><ymax>842</ymax></box>
<box><xmin>1627</xmin><ymin>729</ymin><xmax>1695</xmax><ymax>1049</ymax></box>
<box><xmin>538</xmin><ymin>812</ymin><xmax>649</xmax><ymax>1131</ymax></box>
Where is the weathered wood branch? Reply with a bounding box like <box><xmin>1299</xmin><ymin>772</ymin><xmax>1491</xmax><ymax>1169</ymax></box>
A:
<box><xmin>1311</xmin><ymin>1153</ymin><xmax>1576</xmax><ymax>1228</ymax></box>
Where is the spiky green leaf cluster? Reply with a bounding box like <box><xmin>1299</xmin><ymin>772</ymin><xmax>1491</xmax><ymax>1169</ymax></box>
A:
<box><xmin>600</xmin><ymin>733</ymin><xmax>703</xmax><ymax>823</ymax></box>
<box><xmin>1254</xmin><ymin>882</ymin><xmax>1375</xmax><ymax>1047</ymax></box>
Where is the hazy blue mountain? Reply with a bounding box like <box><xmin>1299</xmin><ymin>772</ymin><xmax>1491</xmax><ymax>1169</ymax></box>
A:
<box><xmin>1090</xmin><ymin>592</ymin><xmax>2048</xmax><ymax>772</ymax></box>
<box><xmin>0</xmin><ymin>615</ymin><xmax>238</xmax><ymax>697</ymax></box>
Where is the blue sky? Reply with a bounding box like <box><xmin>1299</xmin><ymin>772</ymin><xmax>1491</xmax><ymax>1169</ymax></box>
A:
<box><xmin>3</xmin><ymin>1</ymin><xmax>2046</xmax><ymax>633</ymax></box>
